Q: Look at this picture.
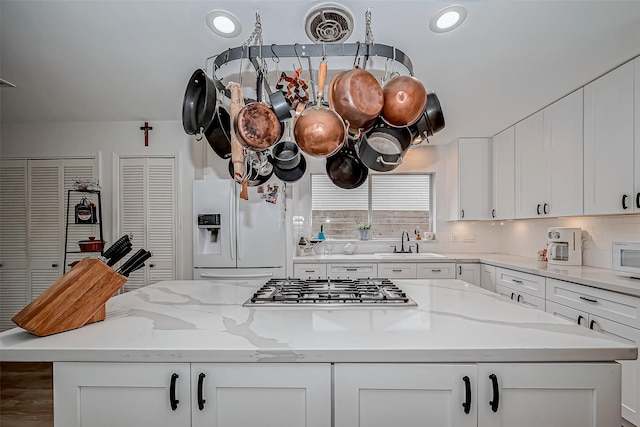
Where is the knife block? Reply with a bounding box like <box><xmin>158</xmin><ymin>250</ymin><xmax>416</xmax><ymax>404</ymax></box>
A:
<box><xmin>12</xmin><ymin>258</ymin><xmax>127</xmax><ymax>336</ymax></box>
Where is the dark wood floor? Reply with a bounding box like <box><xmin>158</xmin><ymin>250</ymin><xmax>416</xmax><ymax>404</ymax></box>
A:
<box><xmin>0</xmin><ymin>362</ymin><xmax>53</xmax><ymax>427</ymax></box>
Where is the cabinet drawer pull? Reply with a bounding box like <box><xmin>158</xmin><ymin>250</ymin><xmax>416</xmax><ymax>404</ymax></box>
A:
<box><xmin>346</xmin><ymin>268</ymin><xmax>357</xmax><ymax>272</ymax></box>
<box><xmin>517</xmin><ymin>294</ymin><xmax>523</xmax><ymax>302</ymax></box>
<box><xmin>510</xmin><ymin>292</ymin><xmax>515</xmax><ymax>300</ymax></box>
<box><xmin>197</xmin><ymin>373</ymin><xmax>206</xmax><ymax>410</ymax></box>
<box><xmin>577</xmin><ymin>315</ymin><xmax>585</xmax><ymax>326</ymax></box>
<box><xmin>579</xmin><ymin>296</ymin><xmax>598</xmax><ymax>303</ymax></box>
<box><xmin>512</xmin><ymin>279</ymin><xmax>523</xmax><ymax>284</ymax></box>
<box><xmin>304</xmin><ymin>270</ymin><xmax>315</xmax><ymax>273</ymax></box>
<box><xmin>622</xmin><ymin>194</ymin><xmax>629</xmax><ymax>210</ymax></box>
<box><xmin>431</xmin><ymin>269</ymin><xmax>442</xmax><ymax>272</ymax></box>
<box><xmin>489</xmin><ymin>374</ymin><xmax>499</xmax><ymax>412</ymax></box>
<box><xmin>590</xmin><ymin>320</ymin><xmax>597</xmax><ymax>330</ymax></box>
<box><xmin>462</xmin><ymin>376</ymin><xmax>471</xmax><ymax>414</ymax></box>
<box><xmin>392</xmin><ymin>269</ymin><xmax>402</xmax><ymax>272</ymax></box>
<box><xmin>169</xmin><ymin>373</ymin><xmax>180</xmax><ymax>411</ymax></box>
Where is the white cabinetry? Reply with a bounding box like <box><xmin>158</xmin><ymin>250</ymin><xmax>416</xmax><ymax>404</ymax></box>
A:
<box><xmin>584</xmin><ymin>59</ymin><xmax>636</xmax><ymax>214</ymax></box>
<box><xmin>544</xmin><ymin>89</ymin><xmax>584</xmax><ymax>217</ymax></box>
<box><xmin>119</xmin><ymin>157</ymin><xmax>177</xmax><ymax>291</ymax></box>
<box><xmin>546</xmin><ymin>278</ymin><xmax>640</xmax><ymax>426</ymax></box>
<box><xmin>378</xmin><ymin>262</ymin><xmax>417</xmax><ymax>279</ymax></box>
<box><xmin>293</xmin><ymin>263</ymin><xmax>327</xmax><ymax>279</ymax></box>
<box><xmin>416</xmin><ymin>262</ymin><xmax>456</xmax><ymax>279</ymax></box>
<box><xmin>477</xmin><ymin>363</ymin><xmax>620</xmax><ymax>427</ymax></box>
<box><xmin>192</xmin><ymin>363</ymin><xmax>331</xmax><ymax>427</ymax></box>
<box><xmin>636</xmin><ymin>56</ymin><xmax>640</xmax><ymax>213</ymax></box>
<box><xmin>448</xmin><ymin>138</ymin><xmax>492</xmax><ymax>220</ymax></box>
<box><xmin>456</xmin><ymin>263</ymin><xmax>481</xmax><ymax>286</ymax></box>
<box><xmin>54</xmin><ymin>362</ymin><xmax>191</xmax><ymax>427</ymax></box>
<box><xmin>515</xmin><ymin>111</ymin><xmax>548</xmax><ymax>218</ymax></box>
<box><xmin>480</xmin><ymin>264</ymin><xmax>496</xmax><ymax>293</ymax></box>
<box><xmin>491</xmin><ymin>127</ymin><xmax>515</xmax><ymax>220</ymax></box>
<box><xmin>495</xmin><ymin>268</ymin><xmax>545</xmax><ymax>311</ymax></box>
<box><xmin>334</xmin><ymin>364</ymin><xmax>477</xmax><ymax>427</ymax></box>
<box><xmin>327</xmin><ymin>263</ymin><xmax>377</xmax><ymax>279</ymax></box>
<box><xmin>335</xmin><ymin>363</ymin><xmax>620</xmax><ymax>427</ymax></box>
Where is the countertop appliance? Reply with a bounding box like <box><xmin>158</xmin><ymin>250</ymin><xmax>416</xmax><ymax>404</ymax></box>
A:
<box><xmin>612</xmin><ymin>241</ymin><xmax>640</xmax><ymax>279</ymax></box>
<box><xmin>547</xmin><ymin>227</ymin><xmax>582</xmax><ymax>266</ymax></box>
<box><xmin>243</xmin><ymin>277</ymin><xmax>417</xmax><ymax>307</ymax></box>
<box><xmin>193</xmin><ymin>180</ymin><xmax>285</xmax><ymax>279</ymax></box>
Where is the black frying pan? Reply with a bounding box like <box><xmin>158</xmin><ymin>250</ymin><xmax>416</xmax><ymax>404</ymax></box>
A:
<box><xmin>182</xmin><ymin>69</ymin><xmax>217</xmax><ymax>135</ymax></box>
<box><xmin>325</xmin><ymin>140</ymin><xmax>368</xmax><ymax>189</ymax></box>
<box><xmin>203</xmin><ymin>106</ymin><xmax>231</xmax><ymax>159</ymax></box>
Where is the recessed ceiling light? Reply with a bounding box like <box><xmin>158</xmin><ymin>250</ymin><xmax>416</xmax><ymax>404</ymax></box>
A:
<box><xmin>429</xmin><ymin>5</ymin><xmax>467</xmax><ymax>33</ymax></box>
<box><xmin>206</xmin><ymin>10</ymin><xmax>242</xmax><ymax>38</ymax></box>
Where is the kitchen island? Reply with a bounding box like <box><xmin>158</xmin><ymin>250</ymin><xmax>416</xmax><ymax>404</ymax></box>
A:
<box><xmin>1</xmin><ymin>278</ymin><xmax>636</xmax><ymax>427</ymax></box>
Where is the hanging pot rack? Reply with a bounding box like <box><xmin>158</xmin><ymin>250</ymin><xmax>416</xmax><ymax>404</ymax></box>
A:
<box><xmin>206</xmin><ymin>42</ymin><xmax>414</xmax><ymax>99</ymax></box>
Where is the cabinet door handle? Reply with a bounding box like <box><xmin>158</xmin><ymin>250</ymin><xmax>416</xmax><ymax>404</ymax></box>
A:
<box><xmin>517</xmin><ymin>294</ymin><xmax>523</xmax><ymax>302</ymax></box>
<box><xmin>590</xmin><ymin>320</ymin><xmax>597</xmax><ymax>330</ymax></box>
<box><xmin>197</xmin><ymin>373</ymin><xmax>206</xmax><ymax>410</ymax></box>
<box><xmin>52</xmin><ymin>263</ymin><xmax>58</xmax><ymax>268</ymax></box>
<box><xmin>169</xmin><ymin>373</ymin><xmax>180</xmax><ymax>410</ymax></box>
<box><xmin>346</xmin><ymin>268</ymin><xmax>357</xmax><ymax>272</ymax></box>
<box><xmin>491</xmin><ymin>209</ymin><xmax>496</xmax><ymax>218</ymax></box>
<box><xmin>461</xmin><ymin>209</ymin><xmax>465</xmax><ymax>218</ymax></box>
<box><xmin>622</xmin><ymin>194</ymin><xmax>629</xmax><ymax>210</ymax></box>
<box><xmin>577</xmin><ymin>315</ymin><xmax>584</xmax><ymax>326</ymax></box>
<box><xmin>489</xmin><ymin>374</ymin><xmax>499</xmax><ymax>412</ymax></box>
<box><xmin>537</xmin><ymin>204</ymin><xmax>541</xmax><ymax>215</ymax></box>
<box><xmin>462</xmin><ymin>376</ymin><xmax>471</xmax><ymax>414</ymax></box>
<box><xmin>458</xmin><ymin>266</ymin><xmax>462</xmax><ymax>275</ymax></box>
<box><xmin>579</xmin><ymin>296</ymin><xmax>598</xmax><ymax>303</ymax></box>
<box><xmin>510</xmin><ymin>292</ymin><xmax>515</xmax><ymax>300</ymax></box>
<box><xmin>543</xmin><ymin>203</ymin><xmax>549</xmax><ymax>215</ymax></box>
<box><xmin>636</xmin><ymin>192</ymin><xmax>640</xmax><ymax>209</ymax></box>
<box><xmin>149</xmin><ymin>264</ymin><xmax>155</xmax><ymax>268</ymax></box>
<box><xmin>512</xmin><ymin>279</ymin><xmax>523</xmax><ymax>284</ymax></box>
<box><xmin>431</xmin><ymin>269</ymin><xmax>442</xmax><ymax>272</ymax></box>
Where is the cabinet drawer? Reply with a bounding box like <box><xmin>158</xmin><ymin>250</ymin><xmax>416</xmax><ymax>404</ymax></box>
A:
<box><xmin>377</xmin><ymin>263</ymin><xmax>417</xmax><ymax>279</ymax></box>
<box><xmin>293</xmin><ymin>263</ymin><xmax>327</xmax><ymax>279</ymax></box>
<box><xmin>327</xmin><ymin>263</ymin><xmax>377</xmax><ymax>279</ymax></box>
<box><xmin>496</xmin><ymin>284</ymin><xmax>546</xmax><ymax>311</ymax></box>
<box><xmin>546</xmin><ymin>278</ymin><xmax>640</xmax><ymax>329</ymax></box>
<box><xmin>416</xmin><ymin>263</ymin><xmax>456</xmax><ymax>279</ymax></box>
<box><xmin>496</xmin><ymin>267</ymin><xmax>545</xmax><ymax>298</ymax></box>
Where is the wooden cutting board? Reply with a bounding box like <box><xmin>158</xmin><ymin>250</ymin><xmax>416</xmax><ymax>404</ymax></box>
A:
<box><xmin>12</xmin><ymin>258</ymin><xmax>127</xmax><ymax>336</ymax></box>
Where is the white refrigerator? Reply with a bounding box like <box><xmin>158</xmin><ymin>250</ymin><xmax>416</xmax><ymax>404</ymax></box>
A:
<box><xmin>193</xmin><ymin>179</ymin><xmax>286</xmax><ymax>280</ymax></box>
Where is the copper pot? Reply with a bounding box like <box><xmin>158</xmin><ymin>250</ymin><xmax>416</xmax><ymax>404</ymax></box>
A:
<box><xmin>78</xmin><ymin>237</ymin><xmax>106</xmax><ymax>252</ymax></box>
<box><xmin>328</xmin><ymin>68</ymin><xmax>384</xmax><ymax>135</ymax></box>
<box><xmin>381</xmin><ymin>75</ymin><xmax>427</xmax><ymax>127</ymax></box>
<box><xmin>294</xmin><ymin>62</ymin><xmax>346</xmax><ymax>158</ymax></box>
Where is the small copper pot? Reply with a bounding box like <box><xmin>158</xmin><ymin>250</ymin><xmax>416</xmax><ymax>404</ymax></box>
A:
<box><xmin>329</xmin><ymin>68</ymin><xmax>384</xmax><ymax>135</ymax></box>
<box><xmin>381</xmin><ymin>75</ymin><xmax>427</xmax><ymax>127</ymax></box>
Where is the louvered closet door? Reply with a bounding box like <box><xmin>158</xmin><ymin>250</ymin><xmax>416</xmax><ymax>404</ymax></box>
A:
<box><xmin>119</xmin><ymin>157</ymin><xmax>176</xmax><ymax>292</ymax></box>
<box><xmin>0</xmin><ymin>160</ymin><xmax>28</xmax><ymax>331</ymax></box>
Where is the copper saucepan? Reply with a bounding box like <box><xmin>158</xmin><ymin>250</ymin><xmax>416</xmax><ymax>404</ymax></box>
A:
<box><xmin>381</xmin><ymin>75</ymin><xmax>427</xmax><ymax>127</ymax></box>
<box><xmin>294</xmin><ymin>61</ymin><xmax>346</xmax><ymax>158</ymax></box>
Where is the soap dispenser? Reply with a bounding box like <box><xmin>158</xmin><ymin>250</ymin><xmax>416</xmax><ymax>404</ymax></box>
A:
<box><xmin>318</xmin><ymin>225</ymin><xmax>326</xmax><ymax>240</ymax></box>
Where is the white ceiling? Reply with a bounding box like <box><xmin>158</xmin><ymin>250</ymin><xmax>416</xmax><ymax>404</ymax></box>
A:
<box><xmin>1</xmin><ymin>0</ymin><xmax>639</xmax><ymax>145</ymax></box>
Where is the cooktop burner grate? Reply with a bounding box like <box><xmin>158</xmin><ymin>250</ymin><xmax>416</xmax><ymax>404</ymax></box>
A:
<box><xmin>243</xmin><ymin>278</ymin><xmax>417</xmax><ymax>307</ymax></box>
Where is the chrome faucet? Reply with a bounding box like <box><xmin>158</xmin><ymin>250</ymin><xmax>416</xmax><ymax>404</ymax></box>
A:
<box><xmin>400</xmin><ymin>230</ymin><xmax>411</xmax><ymax>253</ymax></box>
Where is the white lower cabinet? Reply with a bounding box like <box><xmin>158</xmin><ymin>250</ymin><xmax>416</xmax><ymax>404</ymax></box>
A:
<box><xmin>54</xmin><ymin>362</ymin><xmax>191</xmax><ymax>427</ymax></box>
<box><xmin>377</xmin><ymin>262</ymin><xmax>417</xmax><ymax>279</ymax></box>
<box><xmin>293</xmin><ymin>263</ymin><xmax>327</xmax><ymax>279</ymax></box>
<box><xmin>327</xmin><ymin>263</ymin><xmax>377</xmax><ymax>279</ymax></box>
<box><xmin>416</xmin><ymin>262</ymin><xmax>456</xmax><ymax>279</ymax></box>
<box><xmin>191</xmin><ymin>363</ymin><xmax>331</xmax><ymax>427</ymax></box>
<box><xmin>496</xmin><ymin>284</ymin><xmax>546</xmax><ymax>311</ymax></box>
<box><xmin>456</xmin><ymin>263</ymin><xmax>481</xmax><ymax>286</ymax></box>
<box><xmin>479</xmin><ymin>264</ymin><xmax>496</xmax><ymax>293</ymax></box>
<box><xmin>334</xmin><ymin>364</ymin><xmax>477</xmax><ymax>427</ymax></box>
<box><xmin>477</xmin><ymin>363</ymin><xmax>621</xmax><ymax>427</ymax></box>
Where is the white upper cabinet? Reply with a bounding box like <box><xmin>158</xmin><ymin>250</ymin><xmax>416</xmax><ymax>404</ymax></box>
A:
<box><xmin>491</xmin><ymin>127</ymin><xmax>515</xmax><ymax>220</ymax></box>
<box><xmin>544</xmin><ymin>89</ymin><xmax>584</xmax><ymax>217</ymax></box>
<box><xmin>584</xmin><ymin>59</ymin><xmax>635</xmax><ymax>214</ymax></box>
<box><xmin>635</xmin><ymin>56</ymin><xmax>640</xmax><ymax>211</ymax></box>
<box><xmin>515</xmin><ymin>111</ymin><xmax>548</xmax><ymax>218</ymax></box>
<box><xmin>448</xmin><ymin>138</ymin><xmax>492</xmax><ymax>221</ymax></box>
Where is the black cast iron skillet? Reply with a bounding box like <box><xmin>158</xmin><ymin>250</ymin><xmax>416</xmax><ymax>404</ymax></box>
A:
<box><xmin>325</xmin><ymin>139</ymin><xmax>368</xmax><ymax>189</ymax></box>
<box><xmin>203</xmin><ymin>106</ymin><xmax>231</xmax><ymax>159</ymax></box>
<box><xmin>182</xmin><ymin>69</ymin><xmax>217</xmax><ymax>135</ymax></box>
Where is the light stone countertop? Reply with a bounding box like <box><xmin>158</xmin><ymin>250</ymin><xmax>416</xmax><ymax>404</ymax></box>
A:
<box><xmin>294</xmin><ymin>252</ymin><xmax>640</xmax><ymax>298</ymax></box>
<box><xmin>0</xmin><ymin>278</ymin><xmax>635</xmax><ymax>364</ymax></box>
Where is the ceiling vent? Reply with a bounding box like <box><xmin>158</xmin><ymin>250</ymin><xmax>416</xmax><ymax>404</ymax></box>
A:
<box><xmin>304</xmin><ymin>4</ymin><xmax>354</xmax><ymax>44</ymax></box>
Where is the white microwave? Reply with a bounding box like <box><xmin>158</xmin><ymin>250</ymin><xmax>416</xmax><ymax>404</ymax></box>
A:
<box><xmin>612</xmin><ymin>242</ymin><xmax>640</xmax><ymax>279</ymax></box>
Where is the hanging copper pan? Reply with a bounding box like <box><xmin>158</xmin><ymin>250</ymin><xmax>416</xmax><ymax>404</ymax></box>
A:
<box><xmin>381</xmin><ymin>75</ymin><xmax>427</xmax><ymax>127</ymax></box>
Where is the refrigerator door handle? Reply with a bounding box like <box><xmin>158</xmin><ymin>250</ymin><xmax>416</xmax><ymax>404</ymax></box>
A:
<box><xmin>229</xmin><ymin>191</ymin><xmax>235</xmax><ymax>260</ymax></box>
<box><xmin>199</xmin><ymin>272</ymin><xmax>273</xmax><ymax>279</ymax></box>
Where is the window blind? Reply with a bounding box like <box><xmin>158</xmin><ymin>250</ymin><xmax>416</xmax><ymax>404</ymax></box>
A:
<box><xmin>371</xmin><ymin>174</ymin><xmax>430</xmax><ymax>211</ymax></box>
<box><xmin>311</xmin><ymin>174</ymin><xmax>368</xmax><ymax>210</ymax></box>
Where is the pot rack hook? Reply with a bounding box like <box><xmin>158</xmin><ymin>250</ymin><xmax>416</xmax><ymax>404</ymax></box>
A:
<box><xmin>353</xmin><ymin>41</ymin><xmax>361</xmax><ymax>69</ymax></box>
<box><xmin>293</xmin><ymin>43</ymin><xmax>304</xmax><ymax>72</ymax></box>
<box><xmin>321</xmin><ymin>43</ymin><xmax>327</xmax><ymax>63</ymax></box>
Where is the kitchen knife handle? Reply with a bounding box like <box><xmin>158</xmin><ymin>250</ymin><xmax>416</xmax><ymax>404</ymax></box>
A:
<box><xmin>169</xmin><ymin>373</ymin><xmax>179</xmax><ymax>410</ymax></box>
<box><xmin>197</xmin><ymin>373</ymin><xmax>206</xmax><ymax>410</ymax></box>
<box><xmin>462</xmin><ymin>376</ymin><xmax>471</xmax><ymax>414</ymax></box>
<box><xmin>489</xmin><ymin>374</ymin><xmax>499</xmax><ymax>412</ymax></box>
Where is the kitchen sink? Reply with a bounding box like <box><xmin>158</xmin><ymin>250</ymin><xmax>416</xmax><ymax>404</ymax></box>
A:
<box><xmin>375</xmin><ymin>252</ymin><xmax>447</xmax><ymax>259</ymax></box>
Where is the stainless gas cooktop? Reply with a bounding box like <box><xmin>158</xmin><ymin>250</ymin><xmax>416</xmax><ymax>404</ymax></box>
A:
<box><xmin>243</xmin><ymin>278</ymin><xmax>417</xmax><ymax>307</ymax></box>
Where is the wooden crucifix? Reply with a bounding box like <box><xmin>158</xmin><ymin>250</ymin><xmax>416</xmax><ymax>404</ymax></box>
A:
<box><xmin>140</xmin><ymin>122</ymin><xmax>153</xmax><ymax>146</ymax></box>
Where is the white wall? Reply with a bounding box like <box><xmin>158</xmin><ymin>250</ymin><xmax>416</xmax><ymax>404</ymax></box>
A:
<box><xmin>1</xmin><ymin>120</ymin><xmax>202</xmax><ymax>280</ymax></box>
